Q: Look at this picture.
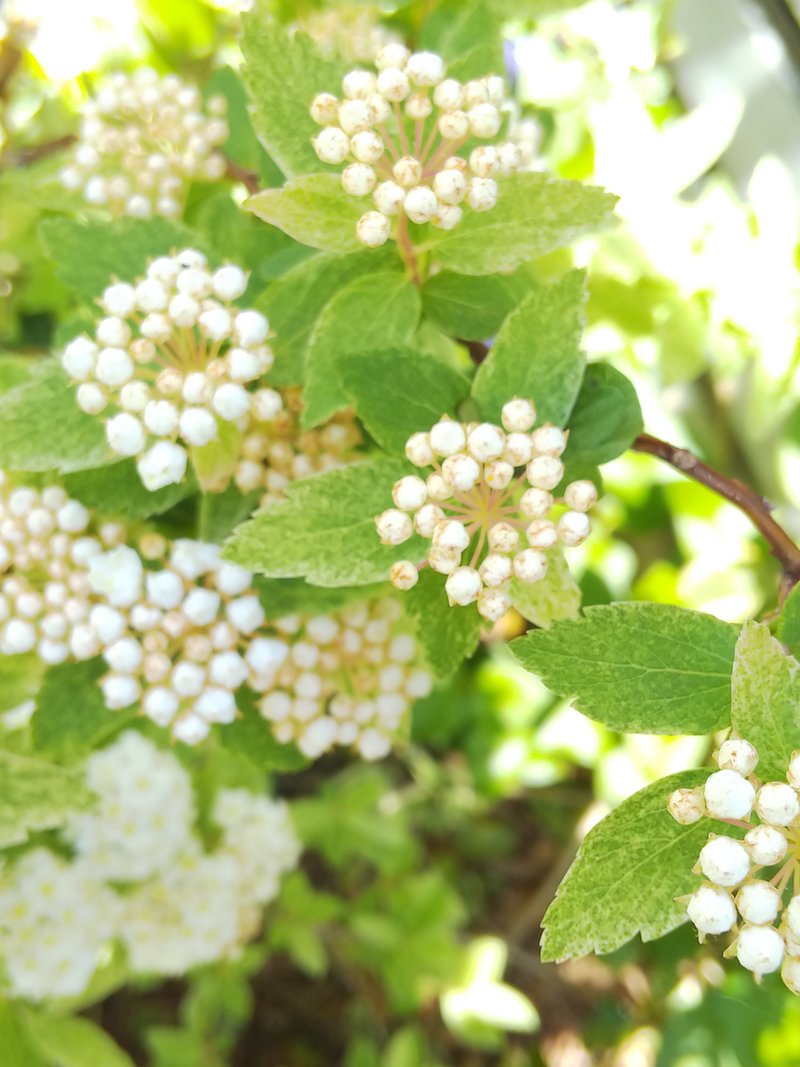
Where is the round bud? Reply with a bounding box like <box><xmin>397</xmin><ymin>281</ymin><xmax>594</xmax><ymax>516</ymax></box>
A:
<box><xmin>433</xmin><ymin>79</ymin><xmax>464</xmax><ymax>111</ymax></box>
<box><xmin>527</xmin><ymin>456</ymin><xmax>564</xmax><ymax>491</ymax></box>
<box><xmin>429</xmin><ymin>418</ymin><xmax>466</xmax><ymax>457</ymax></box>
<box><xmin>737</xmin><ymin>881</ymin><xmax>781</xmax><ymax>924</ymax></box>
<box><xmin>376</xmin><ymin>67</ymin><xmax>410</xmax><ymax>102</ymax></box>
<box><xmin>704</xmin><ymin>769</ymin><xmax>756</xmax><ymax>820</ymax></box>
<box><xmin>558</xmin><ymin>512</ymin><xmax>591</xmax><ymax>548</ymax></box>
<box><xmin>392</xmin><ymin>476</ymin><xmax>428</xmax><ymax>511</ymax></box>
<box><xmin>351</xmin><ymin>130</ymin><xmax>385</xmax><ymax>164</ymax></box>
<box><xmin>62</xmin><ymin>337</ymin><xmax>98</xmax><ymax>380</ymax></box>
<box><xmin>532</xmin><ymin>425</ymin><xmax>568</xmax><ymax>457</ymax></box>
<box><xmin>406</xmin><ymin>92</ymin><xmax>433</xmax><ymax>120</ymax></box>
<box><xmin>106</xmin><ymin>413</ymin><xmax>146</xmax><ymax>457</ymax></box>
<box><xmin>432</xmin><ymin>168</ymin><xmax>467</xmax><ymax>205</ymax></box>
<box><xmin>479</xmin><ymin>553</ymin><xmax>512</xmax><ymax>588</ymax></box>
<box><xmin>756</xmin><ymin>782</ymin><xmax>800</xmax><ymax>826</ymax></box>
<box><xmin>212</xmin><ymin>383</ymin><xmax>251</xmax><ymax>422</ymax></box>
<box><xmin>501</xmin><ymin>398</ymin><xmax>536</xmax><ymax>433</ymax></box>
<box><xmin>698</xmin><ymin>836</ymin><xmax>751</xmax><ymax>887</ymax></box>
<box><xmin>468</xmin><ymin>102</ymin><xmax>501</xmax><ymax>138</ymax></box>
<box><xmin>787</xmin><ymin>750</ymin><xmax>800</xmax><ymax>789</ymax></box>
<box><xmin>338</xmin><ymin>98</ymin><xmax>372</xmax><ymax>136</ymax></box>
<box><xmin>520</xmin><ymin>488</ymin><xmax>553</xmax><ymax>518</ymax></box>
<box><xmin>310</xmin><ymin>92</ymin><xmax>339</xmax><ymax>125</ymax></box>
<box><xmin>441</xmin><ymin>453</ymin><xmax>480</xmax><ymax>492</ymax></box>
<box><xmin>433</xmin><ymin>519</ymin><xmax>470</xmax><ymax>552</ymax></box>
<box><xmin>445</xmin><ymin>566</ymin><xmax>481</xmax><ymax>606</ymax></box>
<box><xmin>526</xmin><ymin>520</ymin><xmax>558</xmax><ymax>549</ymax></box>
<box><xmin>467</xmin><ymin>176</ymin><xmax>498</xmax><ymax>212</ymax></box>
<box><xmin>513</xmin><ymin>549</ymin><xmax>548</xmax><ymax>584</ymax></box>
<box><xmin>373</xmin><ymin>180</ymin><xmax>406</xmax><ymax>216</ymax></box>
<box><xmin>390</xmin><ymin>560</ymin><xmax>419</xmax><ymax>591</ymax></box>
<box><xmin>745</xmin><ymin>824</ymin><xmax>788</xmax><ymax>867</ymax></box>
<box><xmin>356</xmin><ymin>211</ymin><xmax>391</xmax><ymax>248</ymax></box>
<box><xmin>137</xmin><ymin>441</ymin><xmax>188</xmax><ymax>490</ymax></box>
<box><xmin>438</xmin><ymin>111</ymin><xmax>470</xmax><ymax>140</ymax></box>
<box><xmin>405</xmin><ymin>431</ymin><xmax>434</xmax><ymax>467</ymax></box>
<box><xmin>413</xmin><ymin>503</ymin><xmax>445</xmax><ymax>538</ymax></box>
<box><xmin>428</xmin><ymin>547</ymin><xmax>461</xmax><ymax>575</ymax></box>
<box><xmin>342</xmin><ymin>162</ymin><xmax>377</xmax><ymax>197</ymax></box>
<box><xmin>406</xmin><ymin>52</ymin><xmax>445</xmax><ymax>88</ymax></box>
<box><xmin>484</xmin><ymin>460</ymin><xmax>514</xmax><ymax>489</ymax></box>
<box><xmin>564</xmin><ymin>480</ymin><xmax>598</xmax><ymax>513</ymax></box>
<box><xmin>687</xmin><ymin>884</ymin><xmax>737</xmax><ymax>935</ymax></box>
<box><xmin>343</xmin><ymin>70</ymin><xmax>376</xmax><ymax>100</ymax></box>
<box><xmin>488</xmin><ymin>522</ymin><xmax>519</xmax><ymax>553</ymax></box>
<box><xmin>469</xmin><ymin>146</ymin><xmax>498</xmax><ymax>178</ymax></box>
<box><xmin>426</xmin><ymin>473</ymin><xmax>452</xmax><ymax>501</ymax></box>
<box><xmin>404</xmin><ymin>186</ymin><xmax>438</xmax><ymax>225</ymax></box>
<box><xmin>431</xmin><ymin>204</ymin><xmax>462</xmax><ymax>230</ymax></box>
<box><xmin>235</xmin><ymin>310</ymin><xmax>269</xmax><ymax>347</ymax></box>
<box><xmin>782</xmin><ymin>956</ymin><xmax>800</xmax><ymax>994</ymax></box>
<box><xmin>477</xmin><ymin>587</ymin><xmax>511</xmax><ymax>622</ymax></box>
<box><xmin>376</xmin><ymin>509</ymin><xmax>413</xmax><ymax>545</ymax></box>
<box><xmin>375</xmin><ymin>43</ymin><xmax>411</xmax><ymax>70</ymax></box>
<box><xmin>95</xmin><ymin>347</ymin><xmax>134</xmax><ymax>387</ymax></box>
<box><xmin>313</xmin><ymin>126</ymin><xmax>350</xmax><ymax>165</ymax></box>
<box><xmin>668</xmin><ymin>787</ymin><xmax>705</xmax><ymax>825</ymax></box>
<box><xmin>466</xmin><ymin>422</ymin><xmax>505</xmax><ymax>462</ymax></box>
<box><xmin>737</xmin><ymin>924</ymin><xmax>785</xmax><ymax>975</ymax></box>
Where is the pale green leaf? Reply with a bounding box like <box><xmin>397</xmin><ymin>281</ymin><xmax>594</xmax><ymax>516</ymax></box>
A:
<box><xmin>731</xmin><ymin>620</ymin><xmax>800</xmax><ymax>781</ymax></box>
<box><xmin>511</xmin><ymin>603</ymin><xmax>739</xmax><ymax>733</ymax></box>
<box><xmin>256</xmin><ymin>577</ymin><xmax>387</xmax><ymax>617</ymax></box>
<box><xmin>0</xmin><ymin>1003</ymin><xmax>46</xmax><ymax>1067</ymax></box>
<box><xmin>0</xmin><ymin>750</ymin><xmax>91</xmax><ymax>848</ymax></box>
<box><xmin>420</xmin><ymin>270</ymin><xmax>530</xmax><ymax>341</ymax></box>
<box><xmin>777</xmin><ymin>584</ymin><xmax>800</xmax><ymax>659</ymax></box>
<box><xmin>23</xmin><ymin>1011</ymin><xmax>135</xmax><ymax>1067</ymax></box>
<box><xmin>509</xmin><ymin>552</ymin><xmax>581</xmax><ymax>628</ymax></box>
<box><xmin>246</xmin><ymin>174</ymin><xmax>364</xmax><ymax>254</ymax></box>
<box><xmin>425</xmin><ymin>173</ymin><xmax>617</xmax><ymax>275</ymax></box>
<box><xmin>339</xmin><ymin>347</ymin><xmax>470</xmax><ymax>456</ymax></box>
<box><xmin>303</xmin><ymin>273</ymin><xmax>422</xmax><ymax>427</ymax></box>
<box><xmin>32</xmin><ymin>659</ymin><xmax>134</xmax><ymax>760</ymax></box>
<box><xmin>223</xmin><ymin>459</ymin><xmax>426</xmax><ymax>586</ymax></box>
<box><xmin>405</xmin><ymin>569</ymin><xmax>481</xmax><ymax>678</ymax></box>
<box><xmin>0</xmin><ymin>654</ymin><xmax>44</xmax><ymax>715</ymax></box>
<box><xmin>540</xmin><ymin>770</ymin><xmax>710</xmax><ymax>961</ymax></box>
<box><xmin>563</xmin><ymin>363</ymin><xmax>643</xmax><ymax>468</ymax></box>
<box><xmin>472</xmin><ymin>271</ymin><xmax>586</xmax><ymax>426</ymax></box>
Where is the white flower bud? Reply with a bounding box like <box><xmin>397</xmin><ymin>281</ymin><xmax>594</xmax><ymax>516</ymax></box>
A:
<box><xmin>198</xmin><ymin>307</ymin><xmax>233</xmax><ymax>341</ymax></box>
<box><xmin>426</xmin><ymin>472</ymin><xmax>452</xmax><ymax>501</ymax></box>
<box><xmin>356</xmin><ymin>211</ymin><xmax>391</xmax><ymax>248</ymax></box>
<box><xmin>488</xmin><ymin>522</ymin><xmax>519</xmax><ymax>553</ymax></box>
<box><xmin>433</xmin><ymin>519</ymin><xmax>470</xmax><ymax>552</ymax></box>
<box><xmin>343</xmin><ymin>70</ymin><xmax>376</xmax><ymax>100</ymax></box>
<box><xmin>698</xmin><ymin>836</ymin><xmax>751</xmax><ymax>887</ymax></box>
<box><xmin>140</xmin><ymin>313</ymin><xmax>172</xmax><ymax>341</ymax></box>
<box><xmin>104</xmin><ymin>637</ymin><xmax>143</xmax><ymax>673</ymax></box>
<box><xmin>182</xmin><ymin>587</ymin><xmax>222</xmax><ymax>627</ymax></box>
<box><xmin>532</xmin><ymin>425</ymin><xmax>568</xmax><ymax>457</ymax></box>
<box><xmin>668</xmin><ymin>787</ymin><xmax>706</xmax><ymax>825</ymax></box>
<box><xmin>252</xmin><ymin>388</ymin><xmax>282</xmax><ymax>421</ymax></box>
<box><xmin>77</xmin><ymin>381</ymin><xmax>108</xmax><ymax>413</ymax></box>
<box><xmin>62</xmin><ymin>337</ymin><xmax>98</xmax><ymax>380</ymax></box>
<box><xmin>144</xmin><ymin>399</ymin><xmax>179</xmax><ymax>437</ymax></box>
<box><xmin>429</xmin><ymin>418</ymin><xmax>466</xmax><ymax>457</ymax></box>
<box><xmin>235</xmin><ymin>310</ymin><xmax>269</xmax><ymax>347</ymax></box>
<box><xmin>686</xmin><ymin>884</ymin><xmax>737</xmax><ymax>934</ymax></box>
<box><xmin>179</xmin><ymin>407</ymin><xmax>217</xmax><ymax>447</ymax></box>
<box><xmin>211</xmin><ymin>265</ymin><xmax>248</xmax><ymax>301</ymax></box>
<box><xmin>338</xmin><ymin>98</ymin><xmax>373</xmax><ymax>135</ymax></box>
<box><xmin>406</xmin><ymin>51</ymin><xmax>445</xmax><ymax>87</ymax></box>
<box><xmin>310</xmin><ymin>92</ymin><xmax>339</xmax><ymax>125</ymax></box>
<box><xmin>226</xmin><ymin>348</ymin><xmax>261</xmax><ymax>382</ymax></box>
<box><xmin>704</xmin><ymin>769</ymin><xmax>756</xmax><ymax>820</ymax></box>
<box><xmin>431</xmin><ymin>205</ymin><xmax>462</xmax><ymax>230</ymax></box>
<box><xmin>392</xmin><ymin>476</ymin><xmax>428</xmax><ymax>511</ymax></box>
<box><xmin>97</xmin><ymin>317</ymin><xmax>131</xmax><ymax>348</ymax></box>
<box><xmin>496</xmin><ymin>142</ymin><xmax>522</xmax><ymax>175</ymax></box>
<box><xmin>513</xmin><ymin>549</ymin><xmax>548</xmax><ymax>584</ymax></box>
<box><xmin>376</xmin><ymin>43</ymin><xmax>410</xmax><ymax>70</ymax></box>
<box><xmin>313</xmin><ymin>126</ymin><xmax>350</xmax><ymax>164</ymax></box>
<box><xmin>390</xmin><ymin>561</ymin><xmax>418</xmax><ymax>591</ymax></box>
<box><xmin>468</xmin><ymin>103</ymin><xmax>501</xmax><ymax>138</ymax></box>
<box><xmin>342</xmin><ymin>162</ymin><xmax>377</xmax><ymax>197</ymax></box>
<box><xmin>466</xmin><ymin>423</ymin><xmax>505</xmax><ymax>462</ymax></box>
<box><xmin>212</xmin><ymin>383</ymin><xmax>251</xmax><ymax>421</ymax></box>
<box><xmin>142</xmin><ymin>686</ymin><xmax>179</xmax><ymax>725</ymax></box>
<box><xmin>376</xmin><ymin>509</ymin><xmax>413</xmax><ymax>545</ymax></box>
<box><xmin>173</xmin><ymin>714</ymin><xmax>210</xmax><ymax>745</ymax></box>
<box><xmin>404</xmin><ymin>186</ymin><xmax>438</xmax><ymax>225</ymax></box>
<box><xmin>433</xmin><ymin>79</ymin><xmax>464</xmax><ymax>111</ymax></box>
<box><xmin>438</xmin><ymin>111</ymin><xmax>470</xmax><ymax>140</ymax></box>
<box><xmin>226</xmin><ymin>595</ymin><xmax>264</xmax><ymax>634</ymax></box>
<box><xmin>787</xmin><ymin>750</ymin><xmax>800</xmax><ymax>789</ymax></box>
<box><xmin>413</xmin><ymin>503</ymin><xmax>444</xmax><ymax>538</ymax></box>
<box><xmin>737</xmin><ymin>924</ymin><xmax>784</xmax><ymax>975</ymax></box>
<box><xmin>477</xmin><ymin>587</ymin><xmax>511</xmax><ymax>622</ymax></box>
<box><xmin>501</xmin><ymin>398</ymin><xmax>536</xmax><ymax>433</ymax></box>
<box><xmin>195</xmin><ymin>686</ymin><xmax>236</xmax><ymax>724</ymax></box>
<box><xmin>756</xmin><ymin>782</ymin><xmax>800</xmax><ymax>826</ymax></box>
<box><xmin>393</xmin><ymin>156</ymin><xmax>422</xmax><ymax>188</ymax></box>
<box><xmin>96</xmin><ymin>347</ymin><xmax>135</xmax><ymax>387</ymax></box>
<box><xmin>526</xmin><ymin>520</ymin><xmax>558</xmax><ymax>549</ymax></box>
<box><xmin>782</xmin><ymin>957</ymin><xmax>800</xmax><ymax>994</ymax></box>
<box><xmin>737</xmin><ymin>881</ymin><xmax>781</xmax><ymax>924</ymax></box>
<box><xmin>168</xmin><ymin>294</ymin><xmax>199</xmax><ymax>327</ymax></box>
<box><xmin>106</xmin><ymin>413</ymin><xmax>146</xmax><ymax>456</ymax></box>
<box><xmin>119</xmin><ymin>380</ymin><xmax>149</xmax><ymax>413</ymax></box>
<box><xmin>137</xmin><ymin>441</ymin><xmax>188</xmax><ymax>490</ymax></box>
<box><xmin>745</xmin><ymin>824</ymin><xmax>788</xmax><ymax>866</ymax></box>
<box><xmin>467</xmin><ymin>176</ymin><xmax>498</xmax><ymax>212</ymax></box>
<box><xmin>520</xmin><ymin>488</ymin><xmax>553</xmax><ymax>518</ymax></box>
<box><xmin>564</xmin><ymin>480</ymin><xmax>598</xmax><ymax>513</ymax></box>
<box><xmin>442</xmin><ymin>453</ymin><xmax>480</xmax><ymax>491</ymax></box>
<box><xmin>246</xmin><ymin>636</ymin><xmax>288</xmax><ymax>674</ymax></box>
<box><xmin>527</xmin><ymin>456</ymin><xmax>564</xmax><ymax>491</ymax></box>
<box><xmin>406</xmin><ymin>92</ymin><xmax>433</xmax><ymax>120</ymax></box>
<box><xmin>215</xmin><ymin>562</ymin><xmax>253</xmax><ymax>597</ymax></box>
<box><xmin>429</xmin><ymin>548</ymin><xmax>461</xmax><ymax>575</ymax></box>
<box><xmin>480</xmin><ymin>553</ymin><xmax>512</xmax><ymax>588</ymax></box>
<box><xmin>376</xmin><ymin>67</ymin><xmax>410</xmax><ymax>102</ymax></box>
<box><xmin>56</xmin><ymin>499</ymin><xmax>90</xmax><ymax>534</ymax></box>
<box><xmin>432</xmin><ymin>168</ymin><xmax>467</xmax><ymax>205</ymax></box>
<box><xmin>101</xmin><ymin>673</ymin><xmax>141</xmax><ymax>709</ymax></box>
<box><xmin>484</xmin><ymin>459</ymin><xmax>514</xmax><ymax>489</ymax></box>
<box><xmin>88</xmin><ymin>545</ymin><xmax>143</xmax><ymax>607</ymax></box>
<box><xmin>1</xmin><ymin>619</ymin><xmax>36</xmax><ymax>654</ymax></box>
<box><xmin>405</xmin><ymin>431</ymin><xmax>434</xmax><ymax>466</ymax></box>
<box><xmin>445</xmin><ymin>566</ymin><xmax>481</xmax><ymax>606</ymax></box>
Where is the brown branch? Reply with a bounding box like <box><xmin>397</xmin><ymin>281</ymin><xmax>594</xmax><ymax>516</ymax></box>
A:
<box><xmin>458</xmin><ymin>338</ymin><xmax>490</xmax><ymax>364</ymax></box>
<box><xmin>224</xmin><ymin>159</ymin><xmax>260</xmax><ymax>195</ymax></box>
<box><xmin>7</xmin><ymin>132</ymin><xmax>75</xmax><ymax>167</ymax></box>
<box><xmin>632</xmin><ymin>432</ymin><xmax>800</xmax><ymax>590</ymax></box>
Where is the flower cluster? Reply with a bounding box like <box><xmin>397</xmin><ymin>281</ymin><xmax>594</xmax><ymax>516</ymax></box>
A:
<box><xmin>0</xmin><ymin>733</ymin><xmax>300</xmax><ymax>999</ymax></box>
<box><xmin>376</xmin><ymin>401</ymin><xmax>598</xmax><ymax>622</ymax></box>
<box><xmin>0</xmin><ymin>470</ymin><xmax>128</xmax><ymax>664</ymax></box>
<box><xmin>251</xmin><ymin>598</ymin><xmax>432</xmax><ymax>760</ymax></box>
<box><xmin>234</xmin><ymin>386</ymin><xmax>363</xmax><ymax>505</ymax></box>
<box><xmin>309</xmin><ymin>46</ymin><xmax>522</xmax><ymax>247</ymax></box>
<box><xmin>61</xmin><ymin>249</ymin><xmax>280</xmax><ymax>492</ymax></box>
<box><xmin>59</xmin><ymin>69</ymin><xmax>228</xmax><ymax>219</ymax></box>
<box><xmin>669</xmin><ymin>737</ymin><xmax>800</xmax><ymax>992</ymax></box>
<box><xmin>88</xmin><ymin>537</ymin><xmax>265</xmax><ymax>745</ymax></box>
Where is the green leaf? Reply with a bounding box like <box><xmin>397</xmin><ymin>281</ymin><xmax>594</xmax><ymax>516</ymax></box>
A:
<box><xmin>246</xmin><ymin>174</ymin><xmax>364</xmax><ymax>254</ymax></box>
<box><xmin>0</xmin><ymin>360</ymin><xmax>111</xmax><ymax>474</ymax></box>
<box><xmin>240</xmin><ymin>13</ymin><xmax>345</xmax><ymax>178</ymax></box>
<box><xmin>255</xmin><ymin>578</ymin><xmax>387</xmax><ymax>618</ymax></box>
<box><xmin>204</xmin><ymin>66</ymin><xmax>280</xmax><ymax>183</ymax></box>
<box><xmin>0</xmin><ymin>654</ymin><xmax>45</xmax><ymax>715</ymax></box>
<box><xmin>509</xmin><ymin>552</ymin><xmax>581</xmax><ymax>627</ymax></box>
<box><xmin>0</xmin><ymin>353</ymin><xmax>35</xmax><ymax>390</ymax></box>
<box><xmin>425</xmin><ymin>172</ymin><xmax>617</xmax><ymax>276</ymax></box>
<box><xmin>562</xmin><ymin>363</ymin><xmax>643</xmax><ymax>467</ymax></box>
<box><xmin>199</xmin><ymin>485</ymin><xmax>259</xmax><ymax>544</ymax></box>
<box><xmin>31</xmin><ymin>659</ymin><xmax>134</xmax><ymax>760</ymax></box>
<box><xmin>64</xmin><ymin>461</ymin><xmax>196</xmax><ymax>521</ymax></box>
<box><xmin>471</xmin><ymin>271</ymin><xmax>587</xmax><ymax>426</ymax></box>
<box><xmin>0</xmin><ymin>749</ymin><xmax>91</xmax><ymax>848</ymax></box>
<box><xmin>777</xmin><ymin>583</ymin><xmax>800</xmax><ymax>659</ymax></box>
<box><xmin>223</xmin><ymin>459</ymin><xmax>426</xmax><ymax>587</ymax></box>
<box><xmin>511</xmin><ymin>603</ymin><xmax>739</xmax><ymax>734</ymax></box>
<box><xmin>0</xmin><ymin>1003</ymin><xmax>46</xmax><ymax>1067</ymax></box>
<box><xmin>220</xmin><ymin>690</ymin><xmax>308</xmax><ymax>771</ymax></box>
<box><xmin>257</xmin><ymin>248</ymin><xmax>401</xmax><ymax>387</ymax></box>
<box><xmin>420</xmin><ymin>270</ymin><xmax>530</xmax><ymax>341</ymax></box>
<box><xmin>339</xmin><ymin>347</ymin><xmax>470</xmax><ymax>456</ymax></box>
<box><xmin>40</xmin><ymin>217</ymin><xmax>204</xmax><ymax>300</ymax></box>
<box><xmin>303</xmin><ymin>273</ymin><xmax>422</xmax><ymax>427</ymax></box>
<box><xmin>23</xmin><ymin>1011</ymin><xmax>135</xmax><ymax>1067</ymax></box>
<box><xmin>730</xmin><ymin>620</ymin><xmax>800</xmax><ymax>781</ymax></box>
<box><xmin>405</xmin><ymin>569</ymin><xmax>480</xmax><ymax>678</ymax></box>
<box><xmin>540</xmin><ymin>770</ymin><xmax>710</xmax><ymax>961</ymax></box>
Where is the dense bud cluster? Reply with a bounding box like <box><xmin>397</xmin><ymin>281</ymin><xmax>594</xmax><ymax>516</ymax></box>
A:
<box><xmin>251</xmin><ymin>598</ymin><xmax>432</xmax><ymax>760</ymax></box>
<box><xmin>302</xmin><ymin>6</ymin><xmax>399</xmax><ymax>64</ymax></box>
<box><xmin>234</xmin><ymin>387</ymin><xmax>363</xmax><ymax>505</ymax></box>
<box><xmin>309</xmin><ymin>46</ymin><xmax>521</xmax><ymax>247</ymax></box>
<box><xmin>89</xmin><ymin>537</ymin><xmax>265</xmax><ymax>745</ymax></box>
<box><xmin>0</xmin><ymin>732</ymin><xmax>300</xmax><ymax>997</ymax></box>
<box><xmin>669</xmin><ymin>738</ymin><xmax>800</xmax><ymax>993</ymax></box>
<box><xmin>59</xmin><ymin>69</ymin><xmax>228</xmax><ymax>219</ymax></box>
<box><xmin>377</xmin><ymin>401</ymin><xmax>598</xmax><ymax>621</ymax></box>
<box><xmin>61</xmin><ymin>249</ymin><xmax>279</xmax><ymax>491</ymax></box>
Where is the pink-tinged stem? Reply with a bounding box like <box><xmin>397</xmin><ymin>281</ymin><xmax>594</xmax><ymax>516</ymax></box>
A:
<box><xmin>393</xmin><ymin>101</ymin><xmax>411</xmax><ymax>156</ymax></box>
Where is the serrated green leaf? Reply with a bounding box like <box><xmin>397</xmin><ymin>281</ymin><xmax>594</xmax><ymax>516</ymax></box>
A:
<box><xmin>257</xmin><ymin>248</ymin><xmax>401</xmax><ymax>387</ymax></box>
<box><xmin>425</xmin><ymin>173</ymin><xmax>617</xmax><ymax>276</ymax></box>
<box><xmin>220</xmin><ymin>690</ymin><xmax>308</xmax><ymax>771</ymax></box>
<box><xmin>223</xmin><ymin>459</ymin><xmax>426</xmax><ymax>586</ymax></box>
<box><xmin>0</xmin><ymin>353</ymin><xmax>35</xmax><ymax>390</ymax></box>
<box><xmin>303</xmin><ymin>273</ymin><xmax>422</xmax><ymax>427</ymax></box>
<box><xmin>420</xmin><ymin>271</ymin><xmax>530</xmax><ymax>341</ymax></box>
<box><xmin>339</xmin><ymin>347</ymin><xmax>469</xmax><ymax>456</ymax></box>
<box><xmin>204</xmin><ymin>66</ymin><xmax>280</xmax><ymax>183</ymax></box>
<box><xmin>0</xmin><ymin>1003</ymin><xmax>46</xmax><ymax>1067</ymax></box>
<box><xmin>240</xmin><ymin>13</ymin><xmax>345</xmax><ymax>178</ymax></box>
<box><xmin>32</xmin><ymin>659</ymin><xmax>134</xmax><ymax>759</ymax></box>
<box><xmin>563</xmin><ymin>363</ymin><xmax>643</xmax><ymax>467</ymax></box>
<box><xmin>405</xmin><ymin>569</ymin><xmax>480</xmax><ymax>678</ymax></box>
<box><xmin>64</xmin><ymin>461</ymin><xmax>196</xmax><ymax>522</ymax></box>
<box><xmin>0</xmin><ymin>654</ymin><xmax>44</xmax><ymax>715</ymax></box>
<box><xmin>540</xmin><ymin>770</ymin><xmax>710</xmax><ymax>961</ymax></box>
<box><xmin>23</xmin><ymin>1011</ymin><xmax>135</xmax><ymax>1067</ymax></box>
<box><xmin>472</xmin><ymin>271</ymin><xmax>586</xmax><ymax>426</ymax></box>
<box><xmin>509</xmin><ymin>552</ymin><xmax>581</xmax><ymax>627</ymax></box>
<box><xmin>40</xmin><ymin>217</ymin><xmax>204</xmax><ymax>301</ymax></box>
<box><xmin>731</xmin><ymin>620</ymin><xmax>800</xmax><ymax>781</ymax></box>
<box><xmin>777</xmin><ymin>583</ymin><xmax>800</xmax><ymax>659</ymax></box>
<box><xmin>511</xmin><ymin>603</ymin><xmax>739</xmax><ymax>733</ymax></box>
<box><xmin>246</xmin><ymin>174</ymin><xmax>365</xmax><ymax>254</ymax></box>
<box><xmin>199</xmin><ymin>485</ymin><xmax>259</xmax><ymax>544</ymax></box>
<box><xmin>0</xmin><ymin>360</ymin><xmax>111</xmax><ymax>474</ymax></box>
<box><xmin>0</xmin><ymin>749</ymin><xmax>91</xmax><ymax>847</ymax></box>
<box><xmin>256</xmin><ymin>577</ymin><xmax>387</xmax><ymax>618</ymax></box>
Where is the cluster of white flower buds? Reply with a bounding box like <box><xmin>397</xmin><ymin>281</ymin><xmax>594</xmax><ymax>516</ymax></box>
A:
<box><xmin>88</xmin><ymin>536</ymin><xmax>265</xmax><ymax>746</ymax></box>
<box><xmin>251</xmin><ymin>597</ymin><xmax>432</xmax><ymax>761</ymax></box>
<box><xmin>0</xmin><ymin>470</ymin><xmax>129</xmax><ymax>664</ymax></box>
<box><xmin>669</xmin><ymin>737</ymin><xmax>800</xmax><ymax>993</ymax></box>
<box><xmin>59</xmin><ymin>69</ymin><xmax>228</xmax><ymax>219</ymax></box>
<box><xmin>377</xmin><ymin>400</ymin><xmax>598</xmax><ymax>622</ymax></box>
<box><xmin>309</xmin><ymin>46</ymin><xmax>522</xmax><ymax>247</ymax></box>
<box><xmin>0</xmin><ymin>732</ymin><xmax>300</xmax><ymax>998</ymax></box>
<box><xmin>234</xmin><ymin>386</ymin><xmax>363</xmax><ymax>505</ymax></box>
<box><xmin>302</xmin><ymin>7</ymin><xmax>400</xmax><ymax>64</ymax></box>
<box><xmin>62</xmin><ymin>249</ymin><xmax>280</xmax><ymax>492</ymax></box>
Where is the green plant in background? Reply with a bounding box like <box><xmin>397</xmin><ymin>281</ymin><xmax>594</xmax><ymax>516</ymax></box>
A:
<box><xmin>3</xmin><ymin>0</ymin><xmax>800</xmax><ymax>1064</ymax></box>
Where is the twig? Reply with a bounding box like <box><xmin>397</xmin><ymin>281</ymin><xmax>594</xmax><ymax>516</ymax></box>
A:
<box><xmin>632</xmin><ymin>432</ymin><xmax>800</xmax><ymax>592</ymax></box>
<box><xmin>224</xmin><ymin>159</ymin><xmax>260</xmax><ymax>195</ymax></box>
<box><xmin>6</xmin><ymin>133</ymin><xmax>75</xmax><ymax>167</ymax></box>
<box><xmin>458</xmin><ymin>338</ymin><xmax>490</xmax><ymax>363</ymax></box>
